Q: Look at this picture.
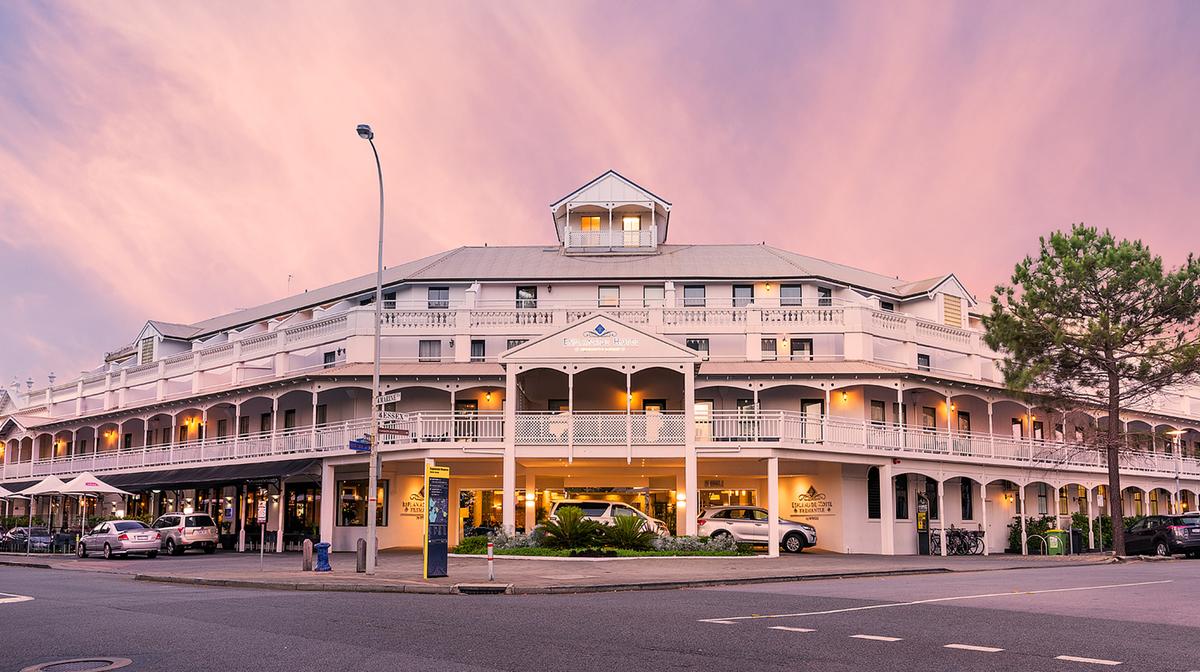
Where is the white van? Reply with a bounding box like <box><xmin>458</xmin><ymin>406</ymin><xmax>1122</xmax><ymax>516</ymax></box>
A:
<box><xmin>548</xmin><ymin>499</ymin><xmax>669</xmax><ymax>535</ymax></box>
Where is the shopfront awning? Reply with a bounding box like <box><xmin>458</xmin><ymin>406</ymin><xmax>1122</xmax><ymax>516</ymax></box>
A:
<box><xmin>103</xmin><ymin>458</ymin><xmax>322</xmax><ymax>492</ymax></box>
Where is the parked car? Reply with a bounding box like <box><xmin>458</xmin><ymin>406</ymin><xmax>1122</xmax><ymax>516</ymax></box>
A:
<box><xmin>152</xmin><ymin>513</ymin><xmax>219</xmax><ymax>555</ymax></box>
<box><xmin>77</xmin><ymin>520</ymin><xmax>161</xmax><ymax>559</ymax></box>
<box><xmin>548</xmin><ymin>500</ymin><xmax>669</xmax><ymax>535</ymax></box>
<box><xmin>463</xmin><ymin>521</ymin><xmax>500</xmax><ymax>538</ymax></box>
<box><xmin>3</xmin><ymin>526</ymin><xmax>53</xmax><ymax>551</ymax></box>
<box><xmin>1125</xmin><ymin>514</ymin><xmax>1200</xmax><ymax>557</ymax></box>
<box><xmin>697</xmin><ymin>506</ymin><xmax>817</xmax><ymax>553</ymax></box>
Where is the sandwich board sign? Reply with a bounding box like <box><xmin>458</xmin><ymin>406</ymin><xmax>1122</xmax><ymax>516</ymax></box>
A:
<box><xmin>423</xmin><ymin>463</ymin><xmax>451</xmax><ymax>578</ymax></box>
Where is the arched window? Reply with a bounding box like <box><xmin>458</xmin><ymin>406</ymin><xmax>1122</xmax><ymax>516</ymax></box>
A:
<box><xmin>867</xmin><ymin>467</ymin><xmax>881</xmax><ymax>520</ymax></box>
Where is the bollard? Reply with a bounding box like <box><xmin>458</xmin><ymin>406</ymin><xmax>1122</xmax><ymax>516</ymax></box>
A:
<box><xmin>487</xmin><ymin>541</ymin><xmax>495</xmax><ymax>582</ymax></box>
<box><xmin>356</xmin><ymin>538</ymin><xmax>367</xmax><ymax>573</ymax></box>
<box><xmin>314</xmin><ymin>541</ymin><xmax>332</xmax><ymax>572</ymax></box>
<box><xmin>302</xmin><ymin>539</ymin><xmax>314</xmax><ymax>572</ymax></box>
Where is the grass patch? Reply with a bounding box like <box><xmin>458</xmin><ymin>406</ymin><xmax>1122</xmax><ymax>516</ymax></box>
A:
<box><xmin>453</xmin><ymin>546</ymin><xmax>750</xmax><ymax>557</ymax></box>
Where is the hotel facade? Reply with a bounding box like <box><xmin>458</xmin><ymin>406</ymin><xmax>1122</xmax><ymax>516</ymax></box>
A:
<box><xmin>3</xmin><ymin>171</ymin><xmax>1200</xmax><ymax>556</ymax></box>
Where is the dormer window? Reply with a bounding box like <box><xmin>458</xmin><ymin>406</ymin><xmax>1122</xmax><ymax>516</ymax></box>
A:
<box><xmin>139</xmin><ymin>337</ymin><xmax>155</xmax><ymax>364</ymax></box>
<box><xmin>622</xmin><ymin>215</ymin><xmax>642</xmax><ymax>246</ymax></box>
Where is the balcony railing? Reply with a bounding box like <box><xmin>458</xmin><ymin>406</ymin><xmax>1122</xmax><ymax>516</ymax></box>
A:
<box><xmin>564</xmin><ymin>225</ymin><xmax>658</xmax><ymax>250</ymax></box>
<box><xmin>4</xmin><ymin>411</ymin><xmax>1197</xmax><ymax>482</ymax></box>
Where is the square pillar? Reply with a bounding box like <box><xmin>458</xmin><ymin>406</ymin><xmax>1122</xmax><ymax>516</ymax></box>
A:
<box><xmin>937</xmin><ymin>479</ymin><xmax>947</xmax><ymax>557</ymax></box>
<box><xmin>275</xmin><ymin>479</ymin><xmax>286</xmax><ymax>553</ymax></box>
<box><xmin>320</xmin><ymin>460</ymin><xmax>335</xmax><ymax>548</ymax></box>
<box><xmin>767</xmin><ymin>457</ymin><xmax>780</xmax><ymax>557</ymax></box>
<box><xmin>879</xmin><ymin>463</ymin><xmax>895</xmax><ymax>555</ymax></box>
<box><xmin>684</xmin><ymin>367</ymin><xmax>698</xmax><ymax>535</ymax></box>
<box><xmin>503</xmin><ymin>369</ymin><xmax>517</xmax><ymax>533</ymax></box>
<box><xmin>978</xmin><ymin>480</ymin><xmax>989</xmax><ymax>556</ymax></box>
<box><xmin>524</xmin><ymin>471</ymin><xmax>536</xmax><ymax>532</ymax></box>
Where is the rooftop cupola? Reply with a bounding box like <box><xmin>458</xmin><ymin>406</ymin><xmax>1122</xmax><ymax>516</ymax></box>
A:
<box><xmin>550</xmin><ymin>170</ymin><xmax>671</xmax><ymax>254</ymax></box>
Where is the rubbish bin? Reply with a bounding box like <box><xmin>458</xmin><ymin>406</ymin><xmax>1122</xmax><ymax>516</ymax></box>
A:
<box><xmin>1045</xmin><ymin>529</ymin><xmax>1067</xmax><ymax>556</ymax></box>
<box><xmin>1069</xmin><ymin>527</ymin><xmax>1084</xmax><ymax>554</ymax></box>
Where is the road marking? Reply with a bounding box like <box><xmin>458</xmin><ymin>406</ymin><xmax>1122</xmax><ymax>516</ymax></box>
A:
<box><xmin>697</xmin><ymin>580</ymin><xmax>1171</xmax><ymax>623</ymax></box>
<box><xmin>944</xmin><ymin>644</ymin><xmax>1004</xmax><ymax>653</ymax></box>
<box><xmin>0</xmin><ymin>592</ymin><xmax>33</xmax><ymax>605</ymax></box>
<box><xmin>768</xmin><ymin>626</ymin><xmax>815</xmax><ymax>633</ymax></box>
<box><xmin>1055</xmin><ymin>655</ymin><xmax>1122</xmax><ymax>666</ymax></box>
<box><xmin>851</xmin><ymin>634</ymin><xmax>902</xmax><ymax>642</ymax></box>
<box><xmin>706</xmin><ymin>620</ymin><xmax>737</xmax><ymax>625</ymax></box>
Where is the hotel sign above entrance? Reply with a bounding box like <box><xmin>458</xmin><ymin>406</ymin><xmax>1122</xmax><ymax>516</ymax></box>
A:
<box><xmin>562</xmin><ymin>323</ymin><xmax>641</xmax><ymax>353</ymax></box>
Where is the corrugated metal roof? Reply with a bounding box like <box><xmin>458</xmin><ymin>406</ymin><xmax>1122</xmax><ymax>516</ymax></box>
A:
<box><xmin>316</xmin><ymin>362</ymin><xmax>505</xmax><ymax>377</ymax></box>
<box><xmin>148</xmin><ymin>320</ymin><xmax>202</xmax><ymax>340</ymax></box>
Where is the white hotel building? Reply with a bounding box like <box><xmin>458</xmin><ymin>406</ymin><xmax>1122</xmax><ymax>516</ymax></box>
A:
<box><xmin>3</xmin><ymin>171</ymin><xmax>1200</xmax><ymax>555</ymax></box>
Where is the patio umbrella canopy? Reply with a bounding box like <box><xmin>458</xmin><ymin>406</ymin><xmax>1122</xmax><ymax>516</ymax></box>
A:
<box><xmin>61</xmin><ymin>472</ymin><xmax>130</xmax><ymax>496</ymax></box>
<box><xmin>19</xmin><ymin>475</ymin><xmax>69</xmax><ymax>496</ymax></box>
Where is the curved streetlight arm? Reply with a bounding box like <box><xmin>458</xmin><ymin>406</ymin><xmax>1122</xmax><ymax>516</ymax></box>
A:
<box><xmin>365</xmin><ymin>135</ymin><xmax>384</xmax><ymax>575</ymax></box>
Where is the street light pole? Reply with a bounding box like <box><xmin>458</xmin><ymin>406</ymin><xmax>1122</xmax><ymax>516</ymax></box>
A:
<box><xmin>357</xmin><ymin>123</ymin><xmax>384</xmax><ymax>575</ymax></box>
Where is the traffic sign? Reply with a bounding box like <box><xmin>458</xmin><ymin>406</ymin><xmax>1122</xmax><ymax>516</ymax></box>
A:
<box><xmin>376</xmin><ymin>391</ymin><xmax>403</xmax><ymax>406</ymax></box>
<box><xmin>348</xmin><ymin>438</ymin><xmax>371</xmax><ymax>452</ymax></box>
<box><xmin>377</xmin><ymin>427</ymin><xmax>410</xmax><ymax>436</ymax></box>
<box><xmin>256</xmin><ymin>500</ymin><xmax>267</xmax><ymax>524</ymax></box>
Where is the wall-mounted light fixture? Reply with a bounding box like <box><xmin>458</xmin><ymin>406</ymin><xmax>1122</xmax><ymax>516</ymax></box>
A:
<box><xmin>841</xmin><ymin>391</ymin><xmax>848</xmax><ymax>403</ymax></box>
<box><xmin>485</xmin><ymin>392</ymin><xmax>492</xmax><ymax>402</ymax></box>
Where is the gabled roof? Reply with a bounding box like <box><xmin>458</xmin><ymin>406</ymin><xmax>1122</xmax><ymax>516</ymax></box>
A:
<box><xmin>892</xmin><ymin>273</ymin><xmax>977</xmax><ymax>305</ymax></box>
<box><xmin>550</xmin><ymin>171</ymin><xmax>673</xmax><ymax>243</ymax></box>
<box><xmin>147</xmin><ymin>320</ymin><xmax>202</xmax><ymax>340</ymax></box>
<box><xmin>501</xmin><ymin>312</ymin><xmax>700</xmax><ymax>364</ymax></box>
<box><xmin>550</xmin><ymin>170</ymin><xmax>672</xmax><ymax>210</ymax></box>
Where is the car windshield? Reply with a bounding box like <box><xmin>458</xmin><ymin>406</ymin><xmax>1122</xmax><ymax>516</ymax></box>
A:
<box><xmin>186</xmin><ymin>515</ymin><xmax>215</xmax><ymax>527</ymax></box>
<box><xmin>562</xmin><ymin>503</ymin><xmax>609</xmax><ymax>516</ymax></box>
<box><xmin>113</xmin><ymin>521</ymin><xmax>149</xmax><ymax>531</ymax></box>
<box><xmin>28</xmin><ymin>528</ymin><xmax>50</xmax><ymax>535</ymax></box>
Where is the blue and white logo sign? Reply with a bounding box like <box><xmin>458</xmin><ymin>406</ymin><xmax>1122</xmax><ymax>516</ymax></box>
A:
<box><xmin>563</xmin><ymin>322</ymin><xmax>641</xmax><ymax>352</ymax></box>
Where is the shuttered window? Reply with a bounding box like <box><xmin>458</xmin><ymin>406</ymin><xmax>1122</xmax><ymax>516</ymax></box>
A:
<box><xmin>139</xmin><ymin>337</ymin><xmax>155</xmax><ymax>364</ymax></box>
<box><xmin>867</xmin><ymin>467</ymin><xmax>881</xmax><ymax>519</ymax></box>
<box><xmin>943</xmin><ymin>295</ymin><xmax>963</xmax><ymax>327</ymax></box>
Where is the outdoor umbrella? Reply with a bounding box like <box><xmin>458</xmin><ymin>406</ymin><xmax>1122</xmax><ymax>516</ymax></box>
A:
<box><xmin>0</xmin><ymin>485</ymin><xmax>13</xmax><ymax>518</ymax></box>
<box><xmin>18</xmin><ymin>476</ymin><xmax>69</xmax><ymax>555</ymax></box>
<box><xmin>62</xmin><ymin>472</ymin><xmax>130</xmax><ymax>540</ymax></box>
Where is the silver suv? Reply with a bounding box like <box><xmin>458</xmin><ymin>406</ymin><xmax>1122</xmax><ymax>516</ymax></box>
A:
<box><xmin>152</xmin><ymin>513</ymin><xmax>219</xmax><ymax>555</ymax></box>
<box><xmin>698</xmin><ymin>506</ymin><xmax>816</xmax><ymax>553</ymax></box>
<box><xmin>549</xmin><ymin>500</ymin><xmax>669</xmax><ymax>535</ymax></box>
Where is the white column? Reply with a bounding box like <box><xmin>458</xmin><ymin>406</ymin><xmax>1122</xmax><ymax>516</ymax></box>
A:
<box><xmin>879</xmin><ymin>462</ymin><xmax>895</xmax><ymax>555</ymax></box>
<box><xmin>896</xmin><ymin>386</ymin><xmax>905</xmax><ymax>449</ymax></box>
<box><xmin>237</xmin><ymin>483</ymin><xmax>247</xmax><ymax>552</ymax></box>
<box><xmin>987</xmin><ymin>401</ymin><xmax>995</xmax><ymax>457</ymax></box>
<box><xmin>233</xmin><ymin>402</ymin><xmax>242</xmax><ymax>455</ymax></box>
<box><xmin>937</xmin><ymin>479</ymin><xmax>947</xmax><ymax>557</ymax></box>
<box><xmin>271</xmin><ymin>396</ymin><xmax>280</xmax><ymax>447</ymax></box>
<box><xmin>979</xmin><ymin>480</ymin><xmax>989</xmax><ymax>555</ymax></box>
<box><xmin>320</xmin><ymin>460</ymin><xmax>335</xmax><ymax>548</ymax></box>
<box><xmin>310</xmin><ymin>386</ymin><xmax>319</xmax><ymax>449</ymax></box>
<box><xmin>449</xmin><ymin>388</ymin><xmax>456</xmax><ymax>442</ymax></box>
<box><xmin>684</xmin><ymin>367</ymin><xmax>698</xmax><ymax>535</ymax></box>
<box><xmin>502</xmin><ymin>369</ymin><xmax>517</xmax><ymax>534</ymax></box>
<box><xmin>567</xmin><ymin>372</ymin><xmax>574</xmax><ymax>463</ymax></box>
<box><xmin>275</xmin><ymin>479</ymin><xmax>286</xmax><ymax>553</ymax></box>
<box><xmin>524</xmin><ymin>470</ymin><xmax>536</xmax><ymax>533</ymax></box>
<box><xmin>822</xmin><ymin>387</ymin><xmax>831</xmax><ymax>440</ymax></box>
<box><xmin>767</xmin><ymin>457</ymin><xmax>780</xmax><ymax>557</ymax></box>
<box><xmin>1085</xmin><ymin>486</ymin><xmax>1096</xmax><ymax>550</ymax></box>
<box><xmin>1018</xmin><ymin>485</ymin><xmax>1028</xmax><ymax>555</ymax></box>
<box><xmin>625</xmin><ymin>371</ymin><xmax>632</xmax><ymax>463</ymax></box>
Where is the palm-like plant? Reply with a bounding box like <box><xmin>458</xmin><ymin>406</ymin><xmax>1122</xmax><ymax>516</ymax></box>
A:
<box><xmin>540</xmin><ymin>506</ymin><xmax>603</xmax><ymax>549</ymax></box>
<box><xmin>602</xmin><ymin>515</ymin><xmax>656</xmax><ymax>550</ymax></box>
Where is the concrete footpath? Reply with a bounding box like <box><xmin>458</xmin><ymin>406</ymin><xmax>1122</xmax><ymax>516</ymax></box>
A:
<box><xmin>0</xmin><ymin>548</ymin><xmax>1113</xmax><ymax>595</ymax></box>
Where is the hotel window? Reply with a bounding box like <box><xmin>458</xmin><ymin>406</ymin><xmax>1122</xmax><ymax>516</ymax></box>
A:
<box><xmin>1133</xmin><ymin>491</ymin><xmax>1144</xmax><ymax>516</ymax></box>
<box><xmin>790</xmin><ymin>338</ymin><xmax>813</xmax><ymax>360</ymax></box>
<box><xmin>1032</xmin><ymin>420</ymin><xmax>1044</xmax><ymax>440</ymax></box>
<box><xmin>870</xmin><ymin>400</ymin><xmax>886</xmax><ymax>425</ymax></box>
<box><xmin>917</xmin><ymin>353</ymin><xmax>931</xmax><ymax>371</ymax></box>
<box><xmin>579</xmin><ymin>215</ymin><xmax>601</xmax><ymax>231</ymax></box>
<box><xmin>921</xmin><ymin>407</ymin><xmax>936</xmax><ymax>429</ymax></box>
<box><xmin>139</xmin><ymin>337</ymin><xmax>155</xmax><ymax>364</ymax></box>
<box><xmin>238</xmin><ymin>416</ymin><xmax>250</xmax><ymax>436</ymax></box>
<box><xmin>316</xmin><ymin>404</ymin><xmax>328</xmax><ymax>426</ymax></box>
<box><xmin>383</xmin><ymin>290</ymin><xmax>397</xmax><ymax>308</ymax></box>
<box><xmin>1073</xmin><ymin>426</ymin><xmax>1084</xmax><ymax>442</ymax></box>
<box><xmin>427</xmin><ymin>287</ymin><xmax>449</xmax><ymax>309</ymax></box>
<box><xmin>323</xmin><ymin>351</ymin><xmax>337</xmax><ymax>368</ymax></box>
<box><xmin>643</xmin><ymin>285</ymin><xmax>664</xmax><ymax>307</ymax></box>
<box><xmin>471</xmin><ymin>340</ymin><xmax>485</xmax><ymax>362</ymax></box>
<box><xmin>733</xmin><ymin>284</ymin><xmax>754</xmax><ymax>307</ymax></box>
<box><xmin>892</xmin><ymin>402</ymin><xmax>907</xmax><ymax>427</ymax></box>
<box><xmin>880</xmin><ymin>301</ymin><xmax>895</xmax><ymax>311</ymax></box>
<box><xmin>622</xmin><ymin>215</ymin><xmax>641</xmax><ymax>246</ymax></box>
<box><xmin>598</xmin><ymin>285</ymin><xmax>620</xmax><ymax>307</ymax></box>
<box><xmin>958</xmin><ymin>411</ymin><xmax>971</xmax><ymax>434</ymax></box>
<box><xmin>685</xmin><ymin>338</ymin><xmax>710</xmax><ymax>356</ymax></box>
<box><xmin>161</xmin><ymin>427</ymin><xmax>171</xmax><ymax>444</ymax></box>
<box><xmin>943</xmin><ymin>294</ymin><xmax>963</xmax><ymax>327</ymax></box>
<box><xmin>866</xmin><ymin>467</ymin><xmax>881</xmax><ymax>520</ymax></box>
<box><xmin>925</xmin><ymin>478</ymin><xmax>939</xmax><ymax>519</ymax></box>
<box><xmin>960</xmin><ymin>480</ymin><xmax>974</xmax><ymax>520</ymax></box>
<box><xmin>336</xmin><ymin>479</ymin><xmax>388</xmax><ymax>527</ymax></box>
<box><xmin>77</xmin><ymin>439</ymin><xmax>88</xmax><ymax>453</ymax></box>
<box><xmin>817</xmin><ymin>287</ymin><xmax>832</xmax><ymax>307</ymax></box>
<box><xmin>1054</xmin><ymin>423</ymin><xmax>1065</xmax><ymax>442</ymax></box>
<box><xmin>895</xmin><ymin>475</ymin><xmax>909</xmax><ymax>520</ymax></box>
<box><xmin>260</xmin><ymin>413</ymin><xmax>272</xmax><ymax>433</ymax></box>
<box><xmin>419</xmin><ymin>340</ymin><xmax>441</xmax><ymax>362</ymax></box>
<box><xmin>1011</xmin><ymin>418</ymin><xmax>1023</xmax><ymax>439</ymax></box>
<box><xmin>1037</xmin><ymin>483</ymin><xmax>1048</xmax><ymax>515</ymax></box>
<box><xmin>780</xmin><ymin>284</ymin><xmax>803</xmax><ymax>306</ymax></box>
<box><xmin>683</xmin><ymin>285</ymin><xmax>706</xmax><ymax>307</ymax></box>
<box><xmin>506</xmin><ymin>338</ymin><xmax>528</xmax><ymax>350</ymax></box>
<box><xmin>516</xmin><ymin>286</ymin><xmax>538</xmax><ymax>309</ymax></box>
<box><xmin>178</xmin><ymin>425</ymin><xmax>189</xmax><ymax>442</ymax></box>
<box><xmin>1059</xmin><ymin>487</ymin><xmax>1069</xmax><ymax>514</ymax></box>
<box><xmin>123</xmin><ymin>433</ymin><xmax>133</xmax><ymax>450</ymax></box>
<box><xmin>284</xmin><ymin>409</ymin><xmax>297</xmax><ymax>429</ymax></box>
<box><xmin>760</xmin><ymin>338</ymin><xmax>777</xmax><ymax>361</ymax></box>
<box><xmin>217</xmin><ymin>419</ymin><xmax>228</xmax><ymax>438</ymax></box>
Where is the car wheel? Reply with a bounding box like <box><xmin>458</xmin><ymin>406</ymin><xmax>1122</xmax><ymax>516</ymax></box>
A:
<box><xmin>103</xmin><ymin>543</ymin><xmax>113</xmax><ymax>560</ymax></box>
<box><xmin>783</xmin><ymin>533</ymin><xmax>805</xmax><ymax>553</ymax></box>
<box><xmin>709</xmin><ymin>530</ymin><xmax>732</xmax><ymax>543</ymax></box>
<box><xmin>146</xmin><ymin>550</ymin><xmax>158</xmax><ymax>559</ymax></box>
<box><xmin>166</xmin><ymin>539</ymin><xmax>181</xmax><ymax>556</ymax></box>
<box><xmin>76</xmin><ymin>543</ymin><xmax>87</xmax><ymax>559</ymax></box>
<box><xmin>203</xmin><ymin>544</ymin><xmax>216</xmax><ymax>555</ymax></box>
<box><xmin>1155</xmin><ymin>541</ymin><xmax>1170</xmax><ymax>557</ymax></box>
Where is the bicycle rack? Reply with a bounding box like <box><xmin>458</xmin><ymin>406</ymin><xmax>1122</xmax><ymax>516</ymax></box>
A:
<box><xmin>1026</xmin><ymin>534</ymin><xmax>1047</xmax><ymax>555</ymax></box>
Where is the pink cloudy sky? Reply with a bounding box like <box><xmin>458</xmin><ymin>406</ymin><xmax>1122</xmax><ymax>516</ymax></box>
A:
<box><xmin>1</xmin><ymin>1</ymin><xmax>1199</xmax><ymax>386</ymax></box>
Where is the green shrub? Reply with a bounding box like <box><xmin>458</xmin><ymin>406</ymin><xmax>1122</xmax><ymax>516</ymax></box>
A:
<box><xmin>1006</xmin><ymin>515</ymin><xmax>1056</xmax><ymax>553</ymax></box>
<box><xmin>453</xmin><ymin>535</ymin><xmax>488</xmax><ymax>554</ymax></box>
<box><xmin>602</xmin><ymin>515</ymin><xmax>656</xmax><ymax>550</ymax></box>
<box><xmin>540</xmin><ymin>506</ymin><xmax>603</xmax><ymax>549</ymax></box>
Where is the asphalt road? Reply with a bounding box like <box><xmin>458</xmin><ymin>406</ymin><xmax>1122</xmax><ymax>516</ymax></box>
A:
<box><xmin>2</xmin><ymin>560</ymin><xmax>1198</xmax><ymax>671</ymax></box>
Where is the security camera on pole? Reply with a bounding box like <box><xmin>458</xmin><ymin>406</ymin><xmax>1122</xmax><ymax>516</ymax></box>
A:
<box><xmin>357</xmin><ymin>122</ymin><xmax>384</xmax><ymax>575</ymax></box>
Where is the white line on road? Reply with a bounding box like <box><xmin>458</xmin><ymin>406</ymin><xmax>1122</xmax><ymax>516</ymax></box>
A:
<box><xmin>1055</xmin><ymin>655</ymin><xmax>1122</xmax><ymax>666</ymax></box>
<box><xmin>697</xmin><ymin>580</ymin><xmax>1171</xmax><ymax>624</ymax></box>
<box><xmin>944</xmin><ymin>644</ymin><xmax>1004</xmax><ymax>653</ymax></box>
<box><xmin>706</xmin><ymin>620</ymin><xmax>737</xmax><ymax>625</ymax></box>
<box><xmin>0</xmin><ymin>592</ymin><xmax>33</xmax><ymax>605</ymax></box>
<box><xmin>768</xmin><ymin>626</ymin><xmax>815</xmax><ymax>633</ymax></box>
<box><xmin>851</xmin><ymin>635</ymin><xmax>903</xmax><ymax>642</ymax></box>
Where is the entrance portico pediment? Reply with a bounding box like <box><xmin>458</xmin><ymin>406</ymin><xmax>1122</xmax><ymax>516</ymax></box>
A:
<box><xmin>500</xmin><ymin>313</ymin><xmax>700</xmax><ymax>365</ymax></box>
